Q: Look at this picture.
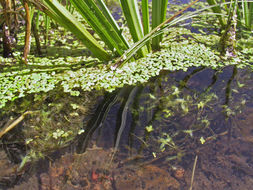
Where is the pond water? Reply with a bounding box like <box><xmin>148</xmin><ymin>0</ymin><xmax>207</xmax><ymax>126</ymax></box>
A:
<box><xmin>1</xmin><ymin>65</ymin><xmax>253</xmax><ymax>190</ymax></box>
<box><xmin>1</xmin><ymin>0</ymin><xmax>253</xmax><ymax>189</ymax></box>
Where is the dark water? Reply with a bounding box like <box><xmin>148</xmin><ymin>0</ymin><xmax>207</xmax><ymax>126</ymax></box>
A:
<box><xmin>2</xmin><ymin>65</ymin><xmax>252</xmax><ymax>190</ymax></box>
<box><xmin>76</xmin><ymin>66</ymin><xmax>253</xmax><ymax>190</ymax></box>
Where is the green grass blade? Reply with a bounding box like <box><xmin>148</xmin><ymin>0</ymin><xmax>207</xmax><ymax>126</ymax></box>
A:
<box><xmin>44</xmin><ymin>14</ymin><xmax>50</xmax><ymax>45</ymax></box>
<box><xmin>39</xmin><ymin>0</ymin><xmax>110</xmax><ymax>61</ymax></box>
<box><xmin>141</xmin><ymin>0</ymin><xmax>151</xmax><ymax>51</ymax></box>
<box><xmin>95</xmin><ymin>0</ymin><xmax>130</xmax><ymax>48</ymax></box>
<box><xmin>142</xmin><ymin>0</ymin><xmax>150</xmax><ymax>35</ymax></box>
<box><xmin>113</xmin><ymin>0</ymin><xmax>200</xmax><ymax>67</ymax></box>
<box><xmin>242</xmin><ymin>0</ymin><xmax>250</xmax><ymax>27</ymax></box>
<box><xmin>151</xmin><ymin>1</ymin><xmax>161</xmax><ymax>50</ymax></box>
<box><xmin>161</xmin><ymin>0</ymin><xmax>168</xmax><ymax>22</ymax></box>
<box><xmin>119</xmin><ymin>0</ymin><xmax>148</xmax><ymax>57</ymax></box>
<box><xmin>70</xmin><ymin>0</ymin><xmax>129</xmax><ymax>55</ymax></box>
<box><xmin>152</xmin><ymin>0</ymin><xmax>168</xmax><ymax>50</ymax></box>
<box><xmin>250</xmin><ymin>1</ymin><xmax>253</xmax><ymax>29</ymax></box>
<box><xmin>206</xmin><ymin>0</ymin><xmax>226</xmax><ymax>27</ymax></box>
<box><xmin>242</xmin><ymin>0</ymin><xmax>253</xmax><ymax>29</ymax></box>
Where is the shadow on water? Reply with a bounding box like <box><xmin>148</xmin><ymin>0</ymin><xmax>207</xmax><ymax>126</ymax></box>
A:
<box><xmin>77</xmin><ymin>65</ymin><xmax>253</xmax><ymax>189</ymax></box>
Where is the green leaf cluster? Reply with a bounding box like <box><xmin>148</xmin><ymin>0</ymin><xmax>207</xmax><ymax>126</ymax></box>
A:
<box><xmin>0</xmin><ymin>28</ymin><xmax>251</xmax><ymax>109</ymax></box>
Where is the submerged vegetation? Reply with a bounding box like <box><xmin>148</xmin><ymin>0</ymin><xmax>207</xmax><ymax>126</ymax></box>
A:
<box><xmin>0</xmin><ymin>0</ymin><xmax>253</xmax><ymax>179</ymax></box>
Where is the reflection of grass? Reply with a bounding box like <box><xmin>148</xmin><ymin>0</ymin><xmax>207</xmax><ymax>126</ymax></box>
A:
<box><xmin>132</xmin><ymin>65</ymin><xmax>251</xmax><ymax>167</ymax></box>
<box><xmin>131</xmin><ymin>69</ymin><xmax>221</xmax><ymax>160</ymax></box>
<box><xmin>19</xmin><ymin>90</ymin><xmax>98</xmax><ymax>161</ymax></box>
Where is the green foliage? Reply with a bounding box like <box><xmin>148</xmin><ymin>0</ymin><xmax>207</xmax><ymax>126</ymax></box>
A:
<box><xmin>241</xmin><ymin>0</ymin><xmax>253</xmax><ymax>29</ymax></box>
<box><xmin>69</xmin><ymin>0</ymin><xmax>129</xmax><ymax>55</ymax></box>
<box><xmin>0</xmin><ymin>27</ymin><xmax>251</xmax><ymax>109</ymax></box>
<box><xmin>19</xmin><ymin>90</ymin><xmax>98</xmax><ymax>160</ymax></box>
<box><xmin>141</xmin><ymin>0</ymin><xmax>150</xmax><ymax>36</ymax></box>
<box><xmin>35</xmin><ymin>0</ymin><xmax>196</xmax><ymax>61</ymax></box>
<box><xmin>152</xmin><ymin>0</ymin><xmax>168</xmax><ymax>50</ymax></box>
<box><xmin>119</xmin><ymin>0</ymin><xmax>149</xmax><ymax>57</ymax></box>
<box><xmin>113</xmin><ymin>0</ymin><xmax>201</xmax><ymax>66</ymax></box>
<box><xmin>206</xmin><ymin>0</ymin><xmax>253</xmax><ymax>30</ymax></box>
<box><xmin>35</xmin><ymin>0</ymin><xmax>110</xmax><ymax>61</ymax></box>
<box><xmin>206</xmin><ymin>0</ymin><xmax>226</xmax><ymax>27</ymax></box>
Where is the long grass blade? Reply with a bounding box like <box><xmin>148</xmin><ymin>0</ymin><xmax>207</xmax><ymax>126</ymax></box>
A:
<box><xmin>44</xmin><ymin>14</ymin><xmax>50</xmax><ymax>45</ymax></box>
<box><xmin>152</xmin><ymin>0</ymin><xmax>168</xmax><ymax>50</ymax></box>
<box><xmin>152</xmin><ymin>0</ymin><xmax>161</xmax><ymax>50</ymax></box>
<box><xmin>242</xmin><ymin>0</ymin><xmax>250</xmax><ymax>27</ymax></box>
<box><xmin>250</xmin><ymin>1</ymin><xmax>253</xmax><ymax>29</ymax></box>
<box><xmin>36</xmin><ymin>0</ymin><xmax>110</xmax><ymax>61</ymax></box>
<box><xmin>142</xmin><ymin>0</ymin><xmax>150</xmax><ymax>36</ymax></box>
<box><xmin>70</xmin><ymin>0</ymin><xmax>129</xmax><ymax>55</ymax></box>
<box><xmin>242</xmin><ymin>0</ymin><xmax>253</xmax><ymax>29</ymax></box>
<box><xmin>119</xmin><ymin>0</ymin><xmax>148</xmax><ymax>57</ymax></box>
<box><xmin>113</xmin><ymin>0</ymin><xmax>200</xmax><ymax>67</ymax></box>
<box><xmin>95</xmin><ymin>0</ymin><xmax>130</xmax><ymax>48</ymax></box>
<box><xmin>206</xmin><ymin>0</ymin><xmax>226</xmax><ymax>27</ymax></box>
<box><xmin>141</xmin><ymin>0</ymin><xmax>151</xmax><ymax>51</ymax></box>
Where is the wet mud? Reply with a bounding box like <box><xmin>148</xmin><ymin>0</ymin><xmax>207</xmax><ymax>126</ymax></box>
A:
<box><xmin>2</xmin><ymin>125</ymin><xmax>253</xmax><ymax>190</ymax></box>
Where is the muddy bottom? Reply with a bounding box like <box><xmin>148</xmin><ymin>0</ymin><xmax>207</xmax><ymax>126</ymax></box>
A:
<box><xmin>2</xmin><ymin>115</ymin><xmax>253</xmax><ymax>190</ymax></box>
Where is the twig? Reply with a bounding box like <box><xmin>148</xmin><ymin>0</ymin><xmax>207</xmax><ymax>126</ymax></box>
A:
<box><xmin>0</xmin><ymin>111</ymin><xmax>35</xmax><ymax>138</ymax></box>
<box><xmin>23</xmin><ymin>0</ymin><xmax>31</xmax><ymax>64</ymax></box>
<box><xmin>189</xmin><ymin>155</ymin><xmax>198</xmax><ymax>190</ymax></box>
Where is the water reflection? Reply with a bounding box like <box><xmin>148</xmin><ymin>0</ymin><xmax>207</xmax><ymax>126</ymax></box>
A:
<box><xmin>1</xmin><ymin>64</ymin><xmax>253</xmax><ymax>190</ymax></box>
<box><xmin>74</xmin><ymin>65</ymin><xmax>253</xmax><ymax>189</ymax></box>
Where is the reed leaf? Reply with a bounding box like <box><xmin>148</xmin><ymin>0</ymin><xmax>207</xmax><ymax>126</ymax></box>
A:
<box><xmin>152</xmin><ymin>0</ymin><xmax>168</xmax><ymax>50</ymax></box>
<box><xmin>242</xmin><ymin>0</ymin><xmax>253</xmax><ymax>29</ymax></box>
<box><xmin>70</xmin><ymin>0</ymin><xmax>129</xmax><ymax>55</ymax></box>
<box><xmin>119</xmin><ymin>0</ymin><xmax>148</xmax><ymax>57</ymax></box>
<box><xmin>95</xmin><ymin>0</ymin><xmax>130</xmax><ymax>49</ymax></box>
<box><xmin>36</xmin><ymin>0</ymin><xmax>110</xmax><ymax>61</ymax></box>
<box><xmin>142</xmin><ymin>0</ymin><xmax>150</xmax><ymax>36</ymax></box>
<box><xmin>113</xmin><ymin>0</ymin><xmax>200</xmax><ymax>67</ymax></box>
<box><xmin>206</xmin><ymin>0</ymin><xmax>226</xmax><ymax>27</ymax></box>
<box><xmin>44</xmin><ymin>14</ymin><xmax>50</xmax><ymax>45</ymax></box>
<box><xmin>141</xmin><ymin>0</ymin><xmax>151</xmax><ymax>51</ymax></box>
<box><xmin>250</xmin><ymin>2</ymin><xmax>253</xmax><ymax>28</ymax></box>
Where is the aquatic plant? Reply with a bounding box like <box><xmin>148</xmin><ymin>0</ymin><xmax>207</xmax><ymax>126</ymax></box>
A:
<box><xmin>0</xmin><ymin>26</ymin><xmax>251</xmax><ymax>110</ymax></box>
<box><xmin>0</xmin><ymin>0</ymin><xmax>59</xmax><ymax>62</ymax></box>
<box><xmin>2</xmin><ymin>89</ymin><xmax>99</xmax><ymax>162</ymax></box>
<box><xmin>207</xmin><ymin>0</ymin><xmax>253</xmax><ymax>30</ymax></box>
<box><xmin>0</xmin><ymin>0</ymin><xmax>22</xmax><ymax>57</ymax></box>
<box><xmin>0</xmin><ymin>1</ymin><xmax>252</xmax><ymax>176</ymax></box>
<box><xmin>126</xmin><ymin>65</ymin><xmax>249</xmax><ymax>162</ymax></box>
<box><xmin>30</xmin><ymin>0</ymin><xmax>200</xmax><ymax>61</ymax></box>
